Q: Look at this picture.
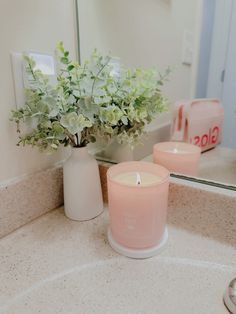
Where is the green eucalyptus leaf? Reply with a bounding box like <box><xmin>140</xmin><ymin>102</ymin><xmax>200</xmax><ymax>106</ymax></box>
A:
<box><xmin>60</xmin><ymin>112</ymin><xmax>92</xmax><ymax>135</ymax></box>
<box><xmin>67</xmin><ymin>64</ymin><xmax>74</xmax><ymax>71</ymax></box>
<box><xmin>61</xmin><ymin>57</ymin><xmax>69</xmax><ymax>64</ymax></box>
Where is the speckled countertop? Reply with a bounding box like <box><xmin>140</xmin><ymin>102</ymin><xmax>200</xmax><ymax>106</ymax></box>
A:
<box><xmin>0</xmin><ymin>204</ymin><xmax>235</xmax><ymax>314</ymax></box>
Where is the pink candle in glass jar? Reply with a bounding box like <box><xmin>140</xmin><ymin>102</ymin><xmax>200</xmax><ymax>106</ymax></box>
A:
<box><xmin>107</xmin><ymin>161</ymin><xmax>169</xmax><ymax>258</ymax></box>
<box><xmin>153</xmin><ymin>142</ymin><xmax>201</xmax><ymax>176</ymax></box>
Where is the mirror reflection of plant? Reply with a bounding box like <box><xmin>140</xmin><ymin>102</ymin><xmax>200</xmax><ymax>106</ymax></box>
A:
<box><xmin>11</xmin><ymin>42</ymin><xmax>170</xmax><ymax>152</ymax></box>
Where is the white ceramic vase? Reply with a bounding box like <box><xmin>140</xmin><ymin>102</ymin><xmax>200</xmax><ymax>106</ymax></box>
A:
<box><xmin>63</xmin><ymin>146</ymin><xmax>104</xmax><ymax>221</ymax></box>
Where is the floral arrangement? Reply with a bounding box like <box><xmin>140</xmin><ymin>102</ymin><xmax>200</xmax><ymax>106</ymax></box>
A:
<box><xmin>11</xmin><ymin>42</ymin><xmax>169</xmax><ymax>152</ymax></box>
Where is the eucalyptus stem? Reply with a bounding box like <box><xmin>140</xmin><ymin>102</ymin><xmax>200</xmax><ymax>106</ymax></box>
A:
<box><xmin>91</xmin><ymin>57</ymin><xmax>111</xmax><ymax>96</ymax></box>
<box><xmin>75</xmin><ymin>133</ymin><xmax>79</xmax><ymax>146</ymax></box>
<box><xmin>64</xmin><ymin>129</ymin><xmax>77</xmax><ymax>147</ymax></box>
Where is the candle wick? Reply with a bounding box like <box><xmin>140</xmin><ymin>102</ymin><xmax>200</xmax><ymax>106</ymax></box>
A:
<box><xmin>136</xmin><ymin>172</ymin><xmax>141</xmax><ymax>186</ymax></box>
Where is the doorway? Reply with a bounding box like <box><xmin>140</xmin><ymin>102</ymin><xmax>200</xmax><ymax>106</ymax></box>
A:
<box><xmin>196</xmin><ymin>0</ymin><xmax>236</xmax><ymax>148</ymax></box>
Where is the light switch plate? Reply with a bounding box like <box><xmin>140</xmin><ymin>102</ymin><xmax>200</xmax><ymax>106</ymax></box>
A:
<box><xmin>10</xmin><ymin>52</ymin><xmax>56</xmax><ymax>108</ymax></box>
<box><xmin>11</xmin><ymin>52</ymin><xmax>25</xmax><ymax>108</ymax></box>
<box><xmin>182</xmin><ymin>30</ymin><xmax>194</xmax><ymax>66</ymax></box>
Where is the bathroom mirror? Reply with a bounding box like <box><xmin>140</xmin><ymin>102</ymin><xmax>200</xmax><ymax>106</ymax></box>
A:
<box><xmin>76</xmin><ymin>0</ymin><xmax>236</xmax><ymax>189</ymax></box>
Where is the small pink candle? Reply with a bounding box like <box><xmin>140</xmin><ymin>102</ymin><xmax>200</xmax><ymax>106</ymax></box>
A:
<box><xmin>153</xmin><ymin>142</ymin><xmax>201</xmax><ymax>176</ymax></box>
<box><xmin>107</xmin><ymin>161</ymin><xmax>169</xmax><ymax>255</ymax></box>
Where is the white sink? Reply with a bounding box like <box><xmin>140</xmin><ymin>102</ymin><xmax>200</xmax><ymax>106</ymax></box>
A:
<box><xmin>2</xmin><ymin>255</ymin><xmax>235</xmax><ymax>314</ymax></box>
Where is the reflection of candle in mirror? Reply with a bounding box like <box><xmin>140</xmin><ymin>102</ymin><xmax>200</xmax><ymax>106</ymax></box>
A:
<box><xmin>113</xmin><ymin>171</ymin><xmax>162</xmax><ymax>187</ymax></box>
<box><xmin>153</xmin><ymin>141</ymin><xmax>201</xmax><ymax>176</ymax></box>
<box><xmin>165</xmin><ymin>147</ymin><xmax>189</xmax><ymax>154</ymax></box>
<box><xmin>107</xmin><ymin>161</ymin><xmax>170</xmax><ymax>254</ymax></box>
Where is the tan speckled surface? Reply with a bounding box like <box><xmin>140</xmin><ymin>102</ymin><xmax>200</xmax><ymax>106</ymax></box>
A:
<box><xmin>0</xmin><ymin>163</ymin><xmax>110</xmax><ymax>239</ymax></box>
<box><xmin>0</xmin><ymin>166</ymin><xmax>63</xmax><ymax>238</ymax></box>
<box><xmin>168</xmin><ymin>180</ymin><xmax>236</xmax><ymax>247</ymax></box>
<box><xmin>1</xmin><ymin>153</ymin><xmax>236</xmax><ymax>312</ymax></box>
<box><xmin>0</xmin><ymin>201</ymin><xmax>235</xmax><ymax>313</ymax></box>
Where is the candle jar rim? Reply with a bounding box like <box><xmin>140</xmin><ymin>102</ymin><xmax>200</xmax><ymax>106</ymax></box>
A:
<box><xmin>153</xmin><ymin>141</ymin><xmax>201</xmax><ymax>155</ymax></box>
<box><xmin>107</xmin><ymin>161</ymin><xmax>169</xmax><ymax>188</ymax></box>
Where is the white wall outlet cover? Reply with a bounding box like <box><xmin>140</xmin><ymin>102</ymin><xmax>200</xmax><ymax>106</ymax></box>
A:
<box><xmin>10</xmin><ymin>52</ymin><xmax>56</xmax><ymax>108</ymax></box>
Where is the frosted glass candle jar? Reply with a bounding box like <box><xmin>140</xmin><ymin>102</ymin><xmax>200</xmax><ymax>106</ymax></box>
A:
<box><xmin>107</xmin><ymin>161</ymin><xmax>169</xmax><ymax>258</ymax></box>
<box><xmin>153</xmin><ymin>142</ymin><xmax>201</xmax><ymax>176</ymax></box>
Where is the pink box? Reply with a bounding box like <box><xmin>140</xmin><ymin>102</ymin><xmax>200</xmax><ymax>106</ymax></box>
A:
<box><xmin>107</xmin><ymin>161</ymin><xmax>169</xmax><ymax>252</ymax></box>
<box><xmin>171</xmin><ymin>99</ymin><xmax>224</xmax><ymax>152</ymax></box>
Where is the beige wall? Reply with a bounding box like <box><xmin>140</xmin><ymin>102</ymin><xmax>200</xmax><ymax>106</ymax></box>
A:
<box><xmin>78</xmin><ymin>0</ymin><xmax>202</xmax><ymax>103</ymax></box>
<box><xmin>0</xmin><ymin>0</ymin><xmax>77</xmax><ymax>183</ymax></box>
